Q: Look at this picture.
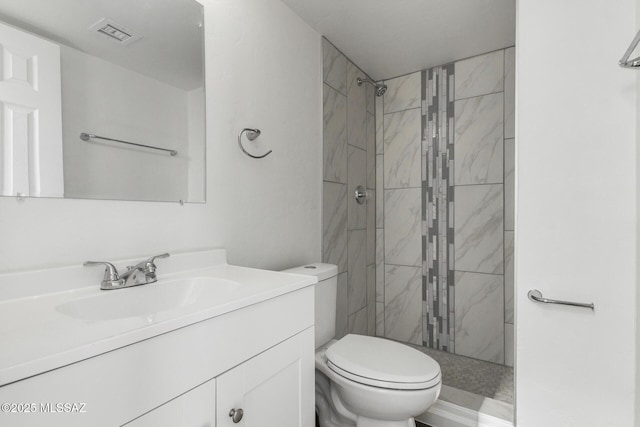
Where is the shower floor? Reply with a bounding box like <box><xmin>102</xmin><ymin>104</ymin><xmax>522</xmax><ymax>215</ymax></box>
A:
<box><xmin>411</xmin><ymin>344</ymin><xmax>513</xmax><ymax>404</ymax></box>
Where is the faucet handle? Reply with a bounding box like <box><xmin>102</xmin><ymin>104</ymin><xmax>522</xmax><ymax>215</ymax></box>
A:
<box><xmin>142</xmin><ymin>253</ymin><xmax>170</xmax><ymax>279</ymax></box>
<box><xmin>84</xmin><ymin>261</ymin><xmax>125</xmax><ymax>290</ymax></box>
<box><xmin>147</xmin><ymin>253</ymin><xmax>170</xmax><ymax>265</ymax></box>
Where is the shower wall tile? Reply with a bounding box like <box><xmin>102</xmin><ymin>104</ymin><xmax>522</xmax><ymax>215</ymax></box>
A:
<box><xmin>505</xmin><ymin>323</ymin><xmax>514</xmax><ymax>367</ymax></box>
<box><xmin>322</xmin><ymin>182</ymin><xmax>347</xmax><ymax>273</ymax></box>
<box><xmin>384</xmin><ymin>71</ymin><xmax>421</xmax><ymax>114</ymax></box>
<box><xmin>348</xmin><ymin>229</ymin><xmax>367</xmax><ymax>315</ymax></box>
<box><xmin>455</xmin><ymin>50</ymin><xmax>504</xmax><ymax>100</ymax></box>
<box><xmin>504</xmin><ymin>138</ymin><xmax>515</xmax><ymax>230</ymax></box>
<box><xmin>384</xmin><ymin>108</ymin><xmax>422</xmax><ymax>188</ymax></box>
<box><xmin>376</xmin><ymin>96</ymin><xmax>384</xmax><ymax>154</ymax></box>
<box><xmin>376</xmin><ymin>155</ymin><xmax>384</xmax><ymax>228</ymax></box>
<box><xmin>376</xmin><ymin>229</ymin><xmax>384</xmax><ymax>301</ymax></box>
<box><xmin>367</xmin><ymin>113</ymin><xmax>376</xmax><ymax>189</ymax></box>
<box><xmin>376</xmin><ymin>302</ymin><xmax>385</xmax><ymax>336</ymax></box>
<box><xmin>323</xmin><ymin>84</ymin><xmax>347</xmax><ymax>183</ymax></box>
<box><xmin>349</xmin><ymin>306</ymin><xmax>368</xmax><ymax>336</ymax></box>
<box><xmin>348</xmin><ymin>146</ymin><xmax>366</xmax><ymax>230</ymax></box>
<box><xmin>384</xmin><ymin>188</ymin><xmax>422</xmax><ymax>267</ymax></box>
<box><xmin>505</xmin><ymin>231</ymin><xmax>514</xmax><ymax>324</ymax></box>
<box><xmin>454</xmin><ymin>93</ymin><xmax>504</xmax><ymax>185</ymax></box>
<box><xmin>335</xmin><ymin>272</ymin><xmax>348</xmax><ymax>339</ymax></box>
<box><xmin>454</xmin><ymin>271</ymin><xmax>505</xmax><ymax>364</ymax></box>
<box><xmin>454</xmin><ymin>184</ymin><xmax>504</xmax><ymax>274</ymax></box>
<box><xmin>347</xmin><ymin>62</ymin><xmax>367</xmax><ymax>150</ymax></box>
<box><xmin>367</xmin><ymin>191</ymin><xmax>376</xmax><ymax>265</ymax></box>
<box><xmin>384</xmin><ymin>264</ymin><xmax>422</xmax><ymax>345</ymax></box>
<box><xmin>322</xmin><ymin>39</ymin><xmax>347</xmax><ymax>95</ymax></box>
<box><xmin>504</xmin><ymin>47</ymin><xmax>516</xmax><ymax>139</ymax></box>
<box><xmin>366</xmin><ymin>83</ymin><xmax>375</xmax><ymax>115</ymax></box>
<box><xmin>367</xmin><ymin>264</ymin><xmax>376</xmax><ymax>335</ymax></box>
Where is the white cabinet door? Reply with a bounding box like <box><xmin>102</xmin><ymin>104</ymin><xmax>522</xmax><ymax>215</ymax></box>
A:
<box><xmin>125</xmin><ymin>378</ymin><xmax>216</xmax><ymax>427</ymax></box>
<box><xmin>0</xmin><ymin>21</ymin><xmax>63</xmax><ymax>197</ymax></box>
<box><xmin>216</xmin><ymin>328</ymin><xmax>315</xmax><ymax>427</ymax></box>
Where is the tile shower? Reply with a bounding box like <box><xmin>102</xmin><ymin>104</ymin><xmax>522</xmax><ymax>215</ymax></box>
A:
<box><xmin>375</xmin><ymin>48</ymin><xmax>515</xmax><ymax>368</ymax></box>
<box><xmin>321</xmin><ymin>38</ymin><xmax>515</xmax><ymax>407</ymax></box>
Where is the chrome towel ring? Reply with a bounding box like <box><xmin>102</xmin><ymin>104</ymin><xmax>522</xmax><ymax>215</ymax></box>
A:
<box><xmin>238</xmin><ymin>128</ymin><xmax>272</xmax><ymax>159</ymax></box>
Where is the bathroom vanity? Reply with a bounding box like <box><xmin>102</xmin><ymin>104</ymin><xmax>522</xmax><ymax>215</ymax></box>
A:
<box><xmin>0</xmin><ymin>249</ymin><xmax>316</xmax><ymax>426</ymax></box>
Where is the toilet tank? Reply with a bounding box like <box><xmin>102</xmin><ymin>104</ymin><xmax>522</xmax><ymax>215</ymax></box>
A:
<box><xmin>282</xmin><ymin>263</ymin><xmax>338</xmax><ymax>348</ymax></box>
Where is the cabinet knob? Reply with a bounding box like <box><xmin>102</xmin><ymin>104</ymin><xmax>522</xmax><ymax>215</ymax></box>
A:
<box><xmin>229</xmin><ymin>408</ymin><xmax>244</xmax><ymax>423</ymax></box>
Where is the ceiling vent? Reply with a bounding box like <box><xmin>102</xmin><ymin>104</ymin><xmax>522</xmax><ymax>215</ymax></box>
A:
<box><xmin>89</xmin><ymin>18</ymin><xmax>142</xmax><ymax>47</ymax></box>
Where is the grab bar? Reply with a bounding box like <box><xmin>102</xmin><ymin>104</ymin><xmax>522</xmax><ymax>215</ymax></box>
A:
<box><xmin>80</xmin><ymin>133</ymin><xmax>178</xmax><ymax>156</ymax></box>
<box><xmin>527</xmin><ymin>289</ymin><xmax>594</xmax><ymax>310</ymax></box>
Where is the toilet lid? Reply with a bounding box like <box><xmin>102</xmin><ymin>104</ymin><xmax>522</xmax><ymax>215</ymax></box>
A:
<box><xmin>325</xmin><ymin>334</ymin><xmax>441</xmax><ymax>390</ymax></box>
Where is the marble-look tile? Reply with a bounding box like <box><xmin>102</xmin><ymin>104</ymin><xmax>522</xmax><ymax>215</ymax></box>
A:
<box><xmin>376</xmin><ymin>155</ymin><xmax>384</xmax><ymax>228</ymax></box>
<box><xmin>504</xmin><ymin>138</ymin><xmax>515</xmax><ymax>230</ymax></box>
<box><xmin>454</xmin><ymin>185</ymin><xmax>504</xmax><ymax>274</ymax></box>
<box><xmin>335</xmin><ymin>272</ymin><xmax>348</xmax><ymax>339</ymax></box>
<box><xmin>347</xmin><ymin>62</ymin><xmax>366</xmax><ymax>150</ymax></box>
<box><xmin>322</xmin><ymin>182</ymin><xmax>347</xmax><ymax>273</ymax></box>
<box><xmin>504</xmin><ymin>47</ymin><xmax>515</xmax><ymax>139</ymax></box>
<box><xmin>384</xmin><ymin>109</ymin><xmax>422</xmax><ymax>188</ymax></box>
<box><xmin>376</xmin><ymin>96</ymin><xmax>384</xmax><ymax>154</ymax></box>
<box><xmin>505</xmin><ymin>323</ymin><xmax>514</xmax><ymax>367</ymax></box>
<box><xmin>366</xmin><ymin>113</ymin><xmax>376</xmax><ymax>189</ymax></box>
<box><xmin>375</xmin><ymin>230</ymin><xmax>384</xmax><ymax>303</ymax></box>
<box><xmin>366</xmin><ymin>81</ymin><xmax>375</xmax><ymax>115</ymax></box>
<box><xmin>384</xmin><ymin>72</ymin><xmax>421</xmax><ymax>114</ymax></box>
<box><xmin>455</xmin><ymin>50</ymin><xmax>504</xmax><ymax>100</ymax></box>
<box><xmin>454</xmin><ymin>93</ymin><xmax>504</xmax><ymax>185</ymax></box>
<box><xmin>322</xmin><ymin>39</ymin><xmax>346</xmax><ymax>95</ymax></box>
<box><xmin>376</xmin><ymin>302</ymin><xmax>385</xmax><ymax>336</ymax></box>
<box><xmin>349</xmin><ymin>306</ymin><xmax>368</xmax><ymax>336</ymax></box>
<box><xmin>454</xmin><ymin>271</ymin><xmax>504</xmax><ymax>364</ymax></box>
<box><xmin>367</xmin><ymin>191</ymin><xmax>375</xmax><ymax>265</ymax></box>
<box><xmin>367</xmin><ymin>264</ymin><xmax>376</xmax><ymax>336</ymax></box>
<box><xmin>348</xmin><ymin>229</ymin><xmax>367</xmax><ymax>315</ymax></box>
<box><xmin>348</xmin><ymin>146</ymin><xmax>366</xmax><ymax>230</ymax></box>
<box><xmin>323</xmin><ymin>84</ymin><xmax>347</xmax><ymax>183</ymax></box>
<box><xmin>384</xmin><ymin>189</ymin><xmax>422</xmax><ymax>267</ymax></box>
<box><xmin>384</xmin><ymin>264</ymin><xmax>422</xmax><ymax>345</ymax></box>
<box><xmin>504</xmin><ymin>231</ymin><xmax>514</xmax><ymax>324</ymax></box>
<box><xmin>376</xmin><ymin>228</ymin><xmax>384</xmax><ymax>266</ymax></box>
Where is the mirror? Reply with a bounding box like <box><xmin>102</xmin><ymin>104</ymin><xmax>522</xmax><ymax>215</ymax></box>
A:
<box><xmin>0</xmin><ymin>0</ymin><xmax>205</xmax><ymax>202</ymax></box>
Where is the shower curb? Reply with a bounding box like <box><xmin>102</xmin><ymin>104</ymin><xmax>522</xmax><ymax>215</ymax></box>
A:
<box><xmin>417</xmin><ymin>399</ymin><xmax>513</xmax><ymax>427</ymax></box>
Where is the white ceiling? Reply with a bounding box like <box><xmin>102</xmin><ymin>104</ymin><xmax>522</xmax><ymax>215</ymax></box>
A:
<box><xmin>0</xmin><ymin>0</ymin><xmax>203</xmax><ymax>90</ymax></box>
<box><xmin>281</xmin><ymin>0</ymin><xmax>515</xmax><ymax>81</ymax></box>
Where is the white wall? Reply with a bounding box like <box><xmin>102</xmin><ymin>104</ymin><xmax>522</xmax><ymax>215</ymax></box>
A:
<box><xmin>61</xmin><ymin>45</ymin><xmax>190</xmax><ymax>202</ymax></box>
<box><xmin>187</xmin><ymin>87</ymin><xmax>206</xmax><ymax>202</ymax></box>
<box><xmin>0</xmin><ymin>0</ymin><xmax>322</xmax><ymax>274</ymax></box>
<box><xmin>516</xmin><ymin>0</ymin><xmax>637</xmax><ymax>425</ymax></box>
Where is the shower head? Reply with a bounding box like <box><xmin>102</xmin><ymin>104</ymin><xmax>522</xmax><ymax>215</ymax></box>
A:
<box><xmin>357</xmin><ymin>77</ymin><xmax>387</xmax><ymax>97</ymax></box>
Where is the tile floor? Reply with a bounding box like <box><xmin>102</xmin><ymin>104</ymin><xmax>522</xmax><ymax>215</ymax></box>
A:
<box><xmin>412</xmin><ymin>344</ymin><xmax>514</xmax><ymax>404</ymax></box>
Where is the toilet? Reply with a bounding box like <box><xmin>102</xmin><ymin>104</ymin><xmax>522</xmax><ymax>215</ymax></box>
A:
<box><xmin>284</xmin><ymin>263</ymin><xmax>441</xmax><ymax>427</ymax></box>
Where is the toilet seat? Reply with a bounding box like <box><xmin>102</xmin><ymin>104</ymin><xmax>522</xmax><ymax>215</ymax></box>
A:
<box><xmin>324</xmin><ymin>334</ymin><xmax>441</xmax><ymax>391</ymax></box>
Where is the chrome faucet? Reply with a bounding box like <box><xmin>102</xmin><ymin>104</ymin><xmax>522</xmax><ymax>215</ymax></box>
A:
<box><xmin>84</xmin><ymin>253</ymin><xmax>170</xmax><ymax>290</ymax></box>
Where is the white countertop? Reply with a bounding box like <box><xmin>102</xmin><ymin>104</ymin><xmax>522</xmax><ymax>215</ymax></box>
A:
<box><xmin>0</xmin><ymin>250</ymin><xmax>316</xmax><ymax>387</ymax></box>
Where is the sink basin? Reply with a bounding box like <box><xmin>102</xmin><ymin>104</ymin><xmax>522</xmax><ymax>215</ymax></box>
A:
<box><xmin>56</xmin><ymin>277</ymin><xmax>240</xmax><ymax>322</ymax></box>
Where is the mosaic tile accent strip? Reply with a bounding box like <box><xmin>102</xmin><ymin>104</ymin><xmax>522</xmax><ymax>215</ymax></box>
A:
<box><xmin>423</xmin><ymin>64</ymin><xmax>455</xmax><ymax>351</ymax></box>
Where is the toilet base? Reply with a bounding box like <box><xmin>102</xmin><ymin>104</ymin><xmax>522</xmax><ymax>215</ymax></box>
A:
<box><xmin>316</xmin><ymin>369</ymin><xmax>431</xmax><ymax>427</ymax></box>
